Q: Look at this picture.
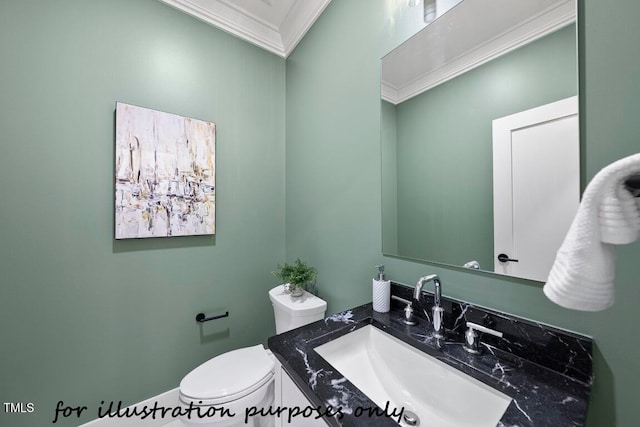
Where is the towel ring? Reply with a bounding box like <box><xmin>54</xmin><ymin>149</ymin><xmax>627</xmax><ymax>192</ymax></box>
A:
<box><xmin>625</xmin><ymin>175</ymin><xmax>640</xmax><ymax>196</ymax></box>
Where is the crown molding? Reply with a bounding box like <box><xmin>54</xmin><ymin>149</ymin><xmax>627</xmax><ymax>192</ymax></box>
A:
<box><xmin>280</xmin><ymin>0</ymin><xmax>332</xmax><ymax>56</ymax></box>
<box><xmin>158</xmin><ymin>0</ymin><xmax>331</xmax><ymax>58</ymax></box>
<box><xmin>381</xmin><ymin>81</ymin><xmax>397</xmax><ymax>105</ymax></box>
<box><xmin>382</xmin><ymin>1</ymin><xmax>576</xmax><ymax>105</ymax></box>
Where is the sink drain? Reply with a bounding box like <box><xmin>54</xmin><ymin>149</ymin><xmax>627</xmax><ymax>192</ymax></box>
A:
<box><xmin>402</xmin><ymin>410</ymin><xmax>420</xmax><ymax>426</ymax></box>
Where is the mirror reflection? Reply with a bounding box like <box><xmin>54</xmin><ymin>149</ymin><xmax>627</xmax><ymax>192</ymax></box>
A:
<box><xmin>381</xmin><ymin>0</ymin><xmax>579</xmax><ymax>281</ymax></box>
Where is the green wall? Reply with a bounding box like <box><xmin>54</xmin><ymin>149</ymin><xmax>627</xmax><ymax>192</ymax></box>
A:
<box><xmin>286</xmin><ymin>1</ymin><xmax>640</xmax><ymax>426</ymax></box>
<box><xmin>0</xmin><ymin>1</ymin><xmax>285</xmax><ymax>426</ymax></box>
<box><xmin>2</xmin><ymin>0</ymin><xmax>639</xmax><ymax>426</ymax></box>
<box><xmin>381</xmin><ymin>100</ymin><xmax>398</xmax><ymax>254</ymax></box>
<box><xmin>388</xmin><ymin>25</ymin><xmax>577</xmax><ymax>270</ymax></box>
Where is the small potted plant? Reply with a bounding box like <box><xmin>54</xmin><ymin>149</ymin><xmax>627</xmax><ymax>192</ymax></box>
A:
<box><xmin>273</xmin><ymin>259</ymin><xmax>317</xmax><ymax>297</ymax></box>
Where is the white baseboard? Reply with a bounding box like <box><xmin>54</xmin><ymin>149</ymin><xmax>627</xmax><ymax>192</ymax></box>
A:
<box><xmin>80</xmin><ymin>388</ymin><xmax>180</xmax><ymax>427</ymax></box>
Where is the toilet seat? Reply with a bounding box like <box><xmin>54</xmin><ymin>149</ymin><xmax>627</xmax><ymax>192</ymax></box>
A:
<box><xmin>180</xmin><ymin>345</ymin><xmax>275</xmax><ymax>406</ymax></box>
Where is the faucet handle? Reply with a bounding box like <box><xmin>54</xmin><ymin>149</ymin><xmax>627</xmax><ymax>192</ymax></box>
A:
<box><xmin>464</xmin><ymin>322</ymin><xmax>503</xmax><ymax>354</ymax></box>
<box><xmin>391</xmin><ymin>295</ymin><xmax>417</xmax><ymax>325</ymax></box>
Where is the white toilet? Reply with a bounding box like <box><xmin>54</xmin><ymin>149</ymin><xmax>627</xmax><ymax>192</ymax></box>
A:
<box><xmin>178</xmin><ymin>285</ymin><xmax>327</xmax><ymax>426</ymax></box>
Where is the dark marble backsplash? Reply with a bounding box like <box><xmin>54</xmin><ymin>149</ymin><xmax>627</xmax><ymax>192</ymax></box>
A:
<box><xmin>391</xmin><ymin>282</ymin><xmax>593</xmax><ymax>385</ymax></box>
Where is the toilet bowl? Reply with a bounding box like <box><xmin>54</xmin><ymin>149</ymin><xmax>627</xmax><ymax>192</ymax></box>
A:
<box><xmin>178</xmin><ymin>285</ymin><xmax>327</xmax><ymax>426</ymax></box>
<box><xmin>178</xmin><ymin>345</ymin><xmax>275</xmax><ymax>427</ymax></box>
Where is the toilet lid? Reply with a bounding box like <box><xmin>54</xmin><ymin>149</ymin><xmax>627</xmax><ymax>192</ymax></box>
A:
<box><xmin>180</xmin><ymin>345</ymin><xmax>275</xmax><ymax>403</ymax></box>
<box><xmin>268</xmin><ymin>285</ymin><xmax>327</xmax><ymax>316</ymax></box>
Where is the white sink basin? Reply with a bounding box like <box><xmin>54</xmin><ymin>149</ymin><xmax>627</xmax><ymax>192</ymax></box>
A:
<box><xmin>314</xmin><ymin>325</ymin><xmax>512</xmax><ymax>427</ymax></box>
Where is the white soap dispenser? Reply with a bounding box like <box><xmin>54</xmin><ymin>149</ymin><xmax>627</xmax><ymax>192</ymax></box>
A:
<box><xmin>372</xmin><ymin>265</ymin><xmax>391</xmax><ymax>313</ymax></box>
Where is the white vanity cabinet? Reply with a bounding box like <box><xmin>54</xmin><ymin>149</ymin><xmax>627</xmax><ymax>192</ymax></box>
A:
<box><xmin>273</xmin><ymin>359</ymin><xmax>329</xmax><ymax>427</ymax></box>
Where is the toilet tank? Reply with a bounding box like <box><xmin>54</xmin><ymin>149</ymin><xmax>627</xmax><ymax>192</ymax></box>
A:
<box><xmin>269</xmin><ymin>285</ymin><xmax>327</xmax><ymax>334</ymax></box>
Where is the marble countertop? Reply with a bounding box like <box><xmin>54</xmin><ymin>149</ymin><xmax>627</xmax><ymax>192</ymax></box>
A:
<box><xmin>268</xmin><ymin>302</ymin><xmax>592</xmax><ymax>427</ymax></box>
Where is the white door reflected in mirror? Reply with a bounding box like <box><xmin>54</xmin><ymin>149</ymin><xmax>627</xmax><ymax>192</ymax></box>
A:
<box><xmin>493</xmin><ymin>96</ymin><xmax>579</xmax><ymax>281</ymax></box>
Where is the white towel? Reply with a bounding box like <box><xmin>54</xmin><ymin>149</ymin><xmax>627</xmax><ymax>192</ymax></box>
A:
<box><xmin>543</xmin><ymin>153</ymin><xmax>640</xmax><ymax>311</ymax></box>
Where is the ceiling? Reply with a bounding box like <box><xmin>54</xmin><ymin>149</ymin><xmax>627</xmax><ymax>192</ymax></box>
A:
<box><xmin>158</xmin><ymin>0</ymin><xmax>332</xmax><ymax>57</ymax></box>
<box><xmin>381</xmin><ymin>0</ymin><xmax>576</xmax><ymax>104</ymax></box>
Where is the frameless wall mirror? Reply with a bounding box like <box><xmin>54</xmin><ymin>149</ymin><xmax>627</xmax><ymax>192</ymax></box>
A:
<box><xmin>381</xmin><ymin>0</ymin><xmax>579</xmax><ymax>282</ymax></box>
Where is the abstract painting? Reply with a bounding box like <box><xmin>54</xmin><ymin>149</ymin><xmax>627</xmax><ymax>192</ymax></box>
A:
<box><xmin>115</xmin><ymin>102</ymin><xmax>215</xmax><ymax>239</ymax></box>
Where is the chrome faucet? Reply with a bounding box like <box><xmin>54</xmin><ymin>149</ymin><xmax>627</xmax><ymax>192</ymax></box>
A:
<box><xmin>463</xmin><ymin>322</ymin><xmax>503</xmax><ymax>354</ymax></box>
<box><xmin>391</xmin><ymin>295</ymin><xmax>416</xmax><ymax>325</ymax></box>
<box><xmin>415</xmin><ymin>274</ymin><xmax>444</xmax><ymax>338</ymax></box>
